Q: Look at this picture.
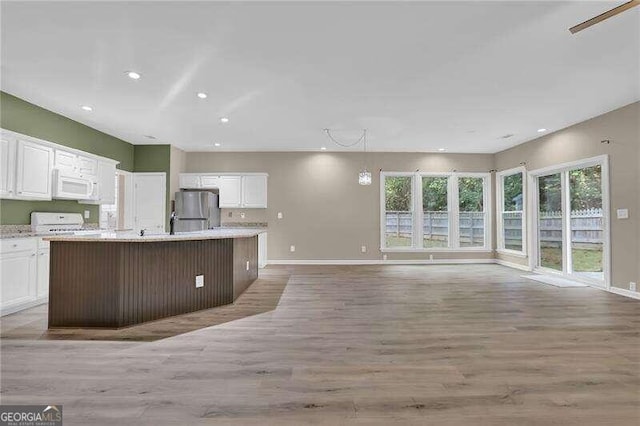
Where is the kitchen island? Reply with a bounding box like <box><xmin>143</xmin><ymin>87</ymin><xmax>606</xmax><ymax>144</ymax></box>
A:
<box><xmin>44</xmin><ymin>229</ymin><xmax>264</xmax><ymax>328</ymax></box>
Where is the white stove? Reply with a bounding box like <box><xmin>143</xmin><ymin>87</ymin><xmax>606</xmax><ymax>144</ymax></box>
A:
<box><xmin>30</xmin><ymin>212</ymin><xmax>90</xmax><ymax>234</ymax></box>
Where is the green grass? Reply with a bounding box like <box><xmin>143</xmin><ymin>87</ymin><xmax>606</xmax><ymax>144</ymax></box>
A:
<box><xmin>540</xmin><ymin>247</ymin><xmax>602</xmax><ymax>272</ymax></box>
<box><xmin>385</xmin><ymin>236</ymin><xmax>449</xmax><ymax>248</ymax></box>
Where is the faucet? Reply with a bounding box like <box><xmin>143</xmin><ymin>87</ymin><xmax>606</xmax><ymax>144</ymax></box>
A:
<box><xmin>169</xmin><ymin>211</ymin><xmax>177</xmax><ymax>235</ymax></box>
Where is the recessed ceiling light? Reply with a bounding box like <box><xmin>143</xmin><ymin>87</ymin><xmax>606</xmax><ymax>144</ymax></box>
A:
<box><xmin>197</xmin><ymin>92</ymin><xmax>208</xmax><ymax>99</ymax></box>
<box><xmin>81</xmin><ymin>105</ymin><xmax>93</xmax><ymax>111</ymax></box>
<box><xmin>438</xmin><ymin>148</ymin><xmax>446</xmax><ymax>152</ymax></box>
<box><xmin>220</xmin><ymin>117</ymin><xmax>229</xmax><ymax>123</ymax></box>
<box><xmin>537</xmin><ymin>128</ymin><xmax>547</xmax><ymax>133</ymax></box>
<box><xmin>320</xmin><ymin>147</ymin><xmax>327</xmax><ymax>151</ymax></box>
<box><xmin>126</xmin><ymin>71</ymin><xmax>141</xmax><ymax>80</ymax></box>
<box><xmin>214</xmin><ymin>142</ymin><xmax>221</xmax><ymax>147</ymax></box>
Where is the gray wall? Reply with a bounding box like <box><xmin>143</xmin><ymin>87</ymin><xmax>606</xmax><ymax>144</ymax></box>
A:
<box><xmin>185</xmin><ymin>152</ymin><xmax>494</xmax><ymax>261</ymax></box>
<box><xmin>495</xmin><ymin>102</ymin><xmax>639</xmax><ymax>290</ymax></box>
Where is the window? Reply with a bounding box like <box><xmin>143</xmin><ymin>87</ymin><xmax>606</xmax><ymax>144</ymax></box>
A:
<box><xmin>384</xmin><ymin>175</ymin><xmax>413</xmax><ymax>248</ymax></box>
<box><xmin>422</xmin><ymin>176</ymin><xmax>449</xmax><ymax>248</ymax></box>
<box><xmin>497</xmin><ymin>168</ymin><xmax>526</xmax><ymax>255</ymax></box>
<box><xmin>381</xmin><ymin>172</ymin><xmax>491</xmax><ymax>251</ymax></box>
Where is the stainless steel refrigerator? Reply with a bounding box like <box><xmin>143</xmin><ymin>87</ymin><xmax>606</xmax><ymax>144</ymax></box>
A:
<box><xmin>174</xmin><ymin>190</ymin><xmax>221</xmax><ymax>232</ymax></box>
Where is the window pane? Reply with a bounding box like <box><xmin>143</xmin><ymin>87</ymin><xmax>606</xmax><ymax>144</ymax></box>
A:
<box><xmin>422</xmin><ymin>177</ymin><xmax>448</xmax><ymax>248</ymax></box>
<box><xmin>501</xmin><ymin>172</ymin><xmax>523</xmax><ymax>251</ymax></box>
<box><xmin>459</xmin><ymin>177</ymin><xmax>484</xmax><ymax>247</ymax></box>
<box><xmin>538</xmin><ymin>173</ymin><xmax>563</xmax><ymax>271</ymax></box>
<box><xmin>385</xmin><ymin>176</ymin><xmax>413</xmax><ymax>247</ymax></box>
<box><xmin>503</xmin><ymin>173</ymin><xmax>523</xmax><ymax>212</ymax></box>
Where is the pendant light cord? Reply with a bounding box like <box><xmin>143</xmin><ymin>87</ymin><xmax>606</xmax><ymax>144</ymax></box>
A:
<box><xmin>323</xmin><ymin>128</ymin><xmax>366</xmax><ymax>148</ymax></box>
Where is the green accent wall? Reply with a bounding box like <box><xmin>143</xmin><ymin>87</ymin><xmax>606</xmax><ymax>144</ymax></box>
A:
<box><xmin>133</xmin><ymin>145</ymin><xmax>172</xmax><ymax>230</ymax></box>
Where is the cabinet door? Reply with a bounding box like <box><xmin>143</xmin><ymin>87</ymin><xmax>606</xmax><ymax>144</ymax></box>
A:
<box><xmin>242</xmin><ymin>175</ymin><xmax>268</xmax><ymax>208</ymax></box>
<box><xmin>16</xmin><ymin>140</ymin><xmax>53</xmax><ymax>199</ymax></box>
<box><xmin>179</xmin><ymin>174</ymin><xmax>201</xmax><ymax>189</ymax></box>
<box><xmin>0</xmin><ymin>136</ymin><xmax>16</xmax><ymax>198</ymax></box>
<box><xmin>1</xmin><ymin>251</ymin><xmax>36</xmax><ymax>311</ymax></box>
<box><xmin>36</xmin><ymin>249</ymin><xmax>50</xmax><ymax>298</ymax></box>
<box><xmin>78</xmin><ymin>155</ymin><xmax>98</xmax><ymax>177</ymax></box>
<box><xmin>258</xmin><ymin>232</ymin><xmax>268</xmax><ymax>268</ymax></box>
<box><xmin>54</xmin><ymin>150</ymin><xmax>78</xmax><ymax>174</ymax></box>
<box><xmin>97</xmin><ymin>161</ymin><xmax>117</xmax><ymax>204</ymax></box>
<box><xmin>218</xmin><ymin>176</ymin><xmax>242</xmax><ymax>208</ymax></box>
<box><xmin>200</xmin><ymin>175</ymin><xmax>221</xmax><ymax>189</ymax></box>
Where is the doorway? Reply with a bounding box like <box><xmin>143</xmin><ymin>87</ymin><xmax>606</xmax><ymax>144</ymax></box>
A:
<box><xmin>530</xmin><ymin>156</ymin><xmax>609</xmax><ymax>288</ymax></box>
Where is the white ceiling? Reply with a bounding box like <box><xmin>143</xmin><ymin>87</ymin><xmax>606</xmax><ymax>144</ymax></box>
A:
<box><xmin>1</xmin><ymin>1</ymin><xmax>638</xmax><ymax>153</ymax></box>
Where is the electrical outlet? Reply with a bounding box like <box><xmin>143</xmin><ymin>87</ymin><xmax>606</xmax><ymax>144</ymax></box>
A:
<box><xmin>617</xmin><ymin>208</ymin><xmax>629</xmax><ymax>219</ymax></box>
<box><xmin>429</xmin><ymin>254</ymin><xmax>434</xmax><ymax>261</ymax></box>
<box><xmin>228</xmin><ymin>212</ymin><xmax>233</xmax><ymax>218</ymax></box>
<box><xmin>361</xmin><ymin>245</ymin><xmax>367</xmax><ymax>253</ymax></box>
<box><xmin>277</xmin><ymin>212</ymin><xmax>283</xmax><ymax>219</ymax></box>
<box><xmin>383</xmin><ymin>254</ymin><xmax>388</xmax><ymax>261</ymax></box>
<box><xmin>240</xmin><ymin>212</ymin><xmax>246</xmax><ymax>219</ymax></box>
<box><xmin>630</xmin><ymin>282</ymin><xmax>637</xmax><ymax>292</ymax></box>
<box><xmin>195</xmin><ymin>275</ymin><xmax>204</xmax><ymax>288</ymax></box>
<box><xmin>290</xmin><ymin>245</ymin><xmax>296</xmax><ymax>252</ymax></box>
<box><xmin>246</xmin><ymin>261</ymin><xmax>250</xmax><ymax>271</ymax></box>
<box><xmin>84</xmin><ymin>210</ymin><xmax>90</xmax><ymax>219</ymax></box>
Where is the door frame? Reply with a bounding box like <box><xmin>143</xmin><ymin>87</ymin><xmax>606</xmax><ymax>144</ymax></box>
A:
<box><xmin>528</xmin><ymin>155</ymin><xmax>610</xmax><ymax>289</ymax></box>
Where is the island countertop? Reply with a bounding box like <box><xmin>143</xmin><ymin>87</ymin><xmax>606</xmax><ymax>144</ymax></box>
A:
<box><xmin>43</xmin><ymin>228</ymin><xmax>266</xmax><ymax>243</ymax></box>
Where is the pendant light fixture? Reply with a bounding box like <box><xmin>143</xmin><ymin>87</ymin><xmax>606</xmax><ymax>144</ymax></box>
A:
<box><xmin>323</xmin><ymin>128</ymin><xmax>372</xmax><ymax>186</ymax></box>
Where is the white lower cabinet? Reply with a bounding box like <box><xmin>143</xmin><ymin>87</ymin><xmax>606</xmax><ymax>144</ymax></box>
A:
<box><xmin>0</xmin><ymin>238</ymin><xmax>38</xmax><ymax>314</ymax></box>
<box><xmin>36</xmin><ymin>239</ymin><xmax>50</xmax><ymax>299</ymax></box>
<box><xmin>258</xmin><ymin>232</ymin><xmax>268</xmax><ymax>269</ymax></box>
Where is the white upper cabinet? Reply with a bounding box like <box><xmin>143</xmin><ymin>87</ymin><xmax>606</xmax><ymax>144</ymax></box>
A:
<box><xmin>97</xmin><ymin>160</ymin><xmax>117</xmax><ymax>204</ymax></box>
<box><xmin>242</xmin><ymin>175</ymin><xmax>268</xmax><ymax>208</ymax></box>
<box><xmin>0</xmin><ymin>136</ymin><xmax>16</xmax><ymax>198</ymax></box>
<box><xmin>54</xmin><ymin>150</ymin><xmax>97</xmax><ymax>177</ymax></box>
<box><xmin>200</xmin><ymin>175</ymin><xmax>221</xmax><ymax>189</ymax></box>
<box><xmin>16</xmin><ymin>139</ymin><xmax>53</xmax><ymax>200</ymax></box>
<box><xmin>218</xmin><ymin>176</ymin><xmax>242</xmax><ymax>208</ymax></box>
<box><xmin>179</xmin><ymin>174</ymin><xmax>201</xmax><ymax>189</ymax></box>
<box><xmin>178</xmin><ymin>173</ymin><xmax>268</xmax><ymax>208</ymax></box>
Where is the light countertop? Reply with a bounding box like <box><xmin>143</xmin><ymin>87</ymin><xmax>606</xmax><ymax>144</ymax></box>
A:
<box><xmin>43</xmin><ymin>228</ymin><xmax>266</xmax><ymax>243</ymax></box>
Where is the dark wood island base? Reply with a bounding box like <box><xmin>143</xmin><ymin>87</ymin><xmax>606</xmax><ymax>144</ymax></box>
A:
<box><xmin>48</xmin><ymin>235</ymin><xmax>258</xmax><ymax>328</ymax></box>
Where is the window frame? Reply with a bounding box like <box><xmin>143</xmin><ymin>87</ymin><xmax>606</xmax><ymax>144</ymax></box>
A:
<box><xmin>380</xmin><ymin>171</ymin><xmax>492</xmax><ymax>252</ymax></box>
<box><xmin>496</xmin><ymin>166</ymin><xmax>527</xmax><ymax>257</ymax></box>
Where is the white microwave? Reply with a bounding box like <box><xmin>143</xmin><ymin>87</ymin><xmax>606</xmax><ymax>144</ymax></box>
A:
<box><xmin>52</xmin><ymin>169</ymin><xmax>94</xmax><ymax>200</ymax></box>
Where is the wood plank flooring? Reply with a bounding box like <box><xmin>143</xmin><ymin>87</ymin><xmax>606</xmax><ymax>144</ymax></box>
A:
<box><xmin>1</xmin><ymin>264</ymin><xmax>639</xmax><ymax>425</ymax></box>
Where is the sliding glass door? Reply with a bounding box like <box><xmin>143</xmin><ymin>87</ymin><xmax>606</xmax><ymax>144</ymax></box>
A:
<box><xmin>533</xmin><ymin>158</ymin><xmax>608</xmax><ymax>287</ymax></box>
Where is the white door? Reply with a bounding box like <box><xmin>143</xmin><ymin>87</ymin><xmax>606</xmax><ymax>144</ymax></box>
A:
<box><xmin>77</xmin><ymin>155</ymin><xmax>98</xmax><ymax>177</ymax></box>
<box><xmin>242</xmin><ymin>175</ymin><xmax>268</xmax><ymax>208</ymax></box>
<box><xmin>1</xmin><ymin>251</ymin><xmax>37</xmax><ymax>311</ymax></box>
<box><xmin>54</xmin><ymin>150</ymin><xmax>78</xmax><ymax>174</ymax></box>
<box><xmin>16</xmin><ymin>139</ymin><xmax>53</xmax><ymax>199</ymax></box>
<box><xmin>133</xmin><ymin>173</ymin><xmax>166</xmax><ymax>234</ymax></box>
<box><xmin>219</xmin><ymin>176</ymin><xmax>242</xmax><ymax>208</ymax></box>
<box><xmin>179</xmin><ymin>174</ymin><xmax>201</xmax><ymax>189</ymax></box>
<box><xmin>200</xmin><ymin>175</ymin><xmax>221</xmax><ymax>189</ymax></box>
<box><xmin>0</xmin><ymin>136</ymin><xmax>16</xmax><ymax>198</ymax></box>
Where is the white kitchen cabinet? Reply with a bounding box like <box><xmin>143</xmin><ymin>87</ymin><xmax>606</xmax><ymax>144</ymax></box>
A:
<box><xmin>0</xmin><ymin>135</ymin><xmax>16</xmax><ymax>198</ymax></box>
<box><xmin>55</xmin><ymin>150</ymin><xmax>97</xmax><ymax>177</ymax></box>
<box><xmin>242</xmin><ymin>175</ymin><xmax>268</xmax><ymax>208</ymax></box>
<box><xmin>0</xmin><ymin>238</ymin><xmax>38</xmax><ymax>314</ymax></box>
<box><xmin>218</xmin><ymin>176</ymin><xmax>242</xmax><ymax>208</ymax></box>
<box><xmin>77</xmin><ymin>155</ymin><xmax>98</xmax><ymax>176</ymax></box>
<box><xmin>97</xmin><ymin>160</ymin><xmax>117</xmax><ymax>204</ymax></box>
<box><xmin>36</xmin><ymin>239</ymin><xmax>50</xmax><ymax>299</ymax></box>
<box><xmin>200</xmin><ymin>175</ymin><xmax>221</xmax><ymax>189</ymax></box>
<box><xmin>16</xmin><ymin>139</ymin><xmax>53</xmax><ymax>200</ymax></box>
<box><xmin>258</xmin><ymin>232</ymin><xmax>268</xmax><ymax>268</ymax></box>
<box><xmin>179</xmin><ymin>174</ymin><xmax>201</xmax><ymax>189</ymax></box>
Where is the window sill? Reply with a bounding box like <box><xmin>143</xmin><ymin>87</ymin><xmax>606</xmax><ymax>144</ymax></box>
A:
<box><xmin>380</xmin><ymin>248</ymin><xmax>493</xmax><ymax>253</ymax></box>
<box><xmin>496</xmin><ymin>248</ymin><xmax>527</xmax><ymax>258</ymax></box>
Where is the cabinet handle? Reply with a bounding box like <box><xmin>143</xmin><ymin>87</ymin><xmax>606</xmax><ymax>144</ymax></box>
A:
<box><xmin>31</xmin><ymin>253</ymin><xmax>36</xmax><ymax>257</ymax></box>
<box><xmin>12</xmin><ymin>244</ymin><xmax>18</xmax><ymax>248</ymax></box>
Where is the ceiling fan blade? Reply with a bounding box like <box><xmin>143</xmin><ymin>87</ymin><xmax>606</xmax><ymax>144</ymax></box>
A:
<box><xmin>569</xmin><ymin>0</ymin><xmax>639</xmax><ymax>34</ymax></box>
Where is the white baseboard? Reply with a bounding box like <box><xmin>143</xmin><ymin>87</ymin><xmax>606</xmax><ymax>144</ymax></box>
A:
<box><xmin>0</xmin><ymin>296</ymin><xmax>48</xmax><ymax>317</ymax></box>
<box><xmin>266</xmin><ymin>259</ymin><xmax>495</xmax><ymax>266</ymax></box>
<box><xmin>607</xmin><ymin>286</ymin><xmax>640</xmax><ymax>300</ymax></box>
<box><xmin>495</xmin><ymin>259</ymin><xmax>532</xmax><ymax>271</ymax></box>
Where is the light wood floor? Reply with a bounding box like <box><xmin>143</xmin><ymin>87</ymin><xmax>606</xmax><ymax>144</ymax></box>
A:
<box><xmin>1</xmin><ymin>264</ymin><xmax>639</xmax><ymax>425</ymax></box>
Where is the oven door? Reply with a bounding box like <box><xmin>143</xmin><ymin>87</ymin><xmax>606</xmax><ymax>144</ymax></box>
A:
<box><xmin>53</xmin><ymin>170</ymin><xmax>94</xmax><ymax>200</ymax></box>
